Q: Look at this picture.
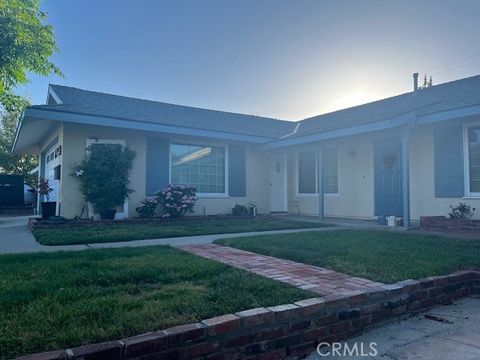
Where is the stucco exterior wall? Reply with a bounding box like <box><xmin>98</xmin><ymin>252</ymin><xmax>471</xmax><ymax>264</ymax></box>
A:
<box><xmin>409</xmin><ymin>124</ymin><xmax>480</xmax><ymax>220</ymax></box>
<box><xmin>61</xmin><ymin>122</ymin><xmax>147</xmax><ymax>219</ymax></box>
<box><xmin>60</xmin><ymin>123</ymin><xmax>270</xmax><ymax>218</ymax></box>
<box><xmin>192</xmin><ymin>146</ymin><xmax>270</xmax><ymax>215</ymax></box>
<box><xmin>287</xmin><ymin>136</ymin><xmax>375</xmax><ymax>219</ymax></box>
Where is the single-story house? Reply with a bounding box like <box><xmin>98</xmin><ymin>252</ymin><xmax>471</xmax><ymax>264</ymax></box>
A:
<box><xmin>12</xmin><ymin>73</ymin><xmax>480</xmax><ymax>226</ymax></box>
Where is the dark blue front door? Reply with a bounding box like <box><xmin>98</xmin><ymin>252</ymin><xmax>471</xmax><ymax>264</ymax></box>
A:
<box><xmin>374</xmin><ymin>137</ymin><xmax>403</xmax><ymax>217</ymax></box>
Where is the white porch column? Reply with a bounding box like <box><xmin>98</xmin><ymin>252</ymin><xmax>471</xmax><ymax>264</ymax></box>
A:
<box><xmin>317</xmin><ymin>149</ymin><xmax>324</xmax><ymax>220</ymax></box>
<box><xmin>401</xmin><ymin>128</ymin><xmax>411</xmax><ymax>228</ymax></box>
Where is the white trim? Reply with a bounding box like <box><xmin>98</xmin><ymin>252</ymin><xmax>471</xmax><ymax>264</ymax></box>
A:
<box><xmin>463</xmin><ymin>121</ymin><xmax>480</xmax><ymax>197</ymax></box>
<box><xmin>168</xmin><ymin>140</ymin><xmax>229</xmax><ymax>197</ymax></box>
<box><xmin>47</xmin><ymin>86</ymin><xmax>63</xmax><ymax>104</ymax></box>
<box><xmin>295</xmin><ymin>148</ymin><xmax>339</xmax><ymax>197</ymax></box>
<box><xmin>85</xmin><ymin>138</ymin><xmax>129</xmax><ymax>220</ymax></box>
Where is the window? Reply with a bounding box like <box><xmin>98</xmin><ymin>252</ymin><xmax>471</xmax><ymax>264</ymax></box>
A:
<box><xmin>467</xmin><ymin>125</ymin><xmax>480</xmax><ymax>195</ymax></box>
<box><xmin>297</xmin><ymin>148</ymin><xmax>338</xmax><ymax>195</ymax></box>
<box><xmin>170</xmin><ymin>143</ymin><xmax>226</xmax><ymax>194</ymax></box>
<box><xmin>323</xmin><ymin>147</ymin><xmax>338</xmax><ymax>194</ymax></box>
<box><xmin>298</xmin><ymin>150</ymin><xmax>317</xmax><ymax>194</ymax></box>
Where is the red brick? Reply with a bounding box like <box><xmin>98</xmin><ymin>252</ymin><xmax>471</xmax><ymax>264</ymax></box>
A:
<box><xmin>294</xmin><ymin>298</ymin><xmax>325</xmax><ymax>315</ymax></box>
<box><xmin>202</xmin><ymin>314</ymin><xmax>241</xmax><ymax>336</ymax></box>
<box><xmin>329</xmin><ymin>321</ymin><xmax>351</xmax><ymax>334</ymax></box>
<box><xmin>274</xmin><ymin>334</ymin><xmax>302</xmax><ymax>349</ymax></box>
<box><xmin>142</xmin><ymin>348</ymin><xmax>181</xmax><ymax>360</ymax></box>
<box><xmin>288</xmin><ymin>341</ymin><xmax>316</xmax><ymax>357</ymax></box>
<box><xmin>122</xmin><ymin>331</ymin><xmax>168</xmax><ymax>357</ymax></box>
<box><xmin>266</xmin><ymin>303</ymin><xmax>301</xmax><ymax>320</ymax></box>
<box><xmin>258</xmin><ymin>348</ymin><xmax>287</xmax><ymax>360</ymax></box>
<box><xmin>323</xmin><ymin>293</ymin><xmax>348</xmax><ymax>307</ymax></box>
<box><xmin>206</xmin><ymin>350</ymin><xmax>240</xmax><ymax>360</ymax></box>
<box><xmin>290</xmin><ymin>319</ymin><xmax>311</xmax><ymax>331</ymax></box>
<box><xmin>235</xmin><ymin>307</ymin><xmax>274</xmax><ymax>327</ymax></box>
<box><xmin>243</xmin><ymin>341</ymin><xmax>274</xmax><ymax>355</ymax></box>
<box><xmin>351</xmin><ymin>315</ymin><xmax>372</xmax><ymax>328</ymax></box>
<box><xmin>252</xmin><ymin>325</ymin><xmax>286</xmax><ymax>341</ymax></box>
<box><xmin>16</xmin><ymin>350</ymin><xmax>68</xmax><ymax>360</ymax></box>
<box><xmin>304</xmin><ymin>327</ymin><xmax>328</xmax><ymax>342</ymax></box>
<box><xmin>185</xmin><ymin>341</ymin><xmax>220</xmax><ymax>358</ymax></box>
<box><xmin>69</xmin><ymin>340</ymin><xmax>123</xmax><ymax>360</ymax></box>
<box><xmin>223</xmin><ymin>334</ymin><xmax>253</xmax><ymax>348</ymax></box>
<box><xmin>346</xmin><ymin>291</ymin><xmax>369</xmax><ymax>305</ymax></box>
<box><xmin>165</xmin><ymin>323</ymin><xmax>207</xmax><ymax>344</ymax></box>
<box><xmin>314</xmin><ymin>313</ymin><xmax>338</xmax><ymax>326</ymax></box>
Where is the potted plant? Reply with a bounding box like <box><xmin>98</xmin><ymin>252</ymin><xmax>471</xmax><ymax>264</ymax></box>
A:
<box><xmin>37</xmin><ymin>177</ymin><xmax>55</xmax><ymax>220</ymax></box>
<box><xmin>74</xmin><ymin>143</ymin><xmax>135</xmax><ymax>220</ymax></box>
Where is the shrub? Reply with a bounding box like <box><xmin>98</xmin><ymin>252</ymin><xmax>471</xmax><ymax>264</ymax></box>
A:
<box><xmin>136</xmin><ymin>198</ymin><xmax>158</xmax><ymax>218</ymax></box>
<box><xmin>157</xmin><ymin>184</ymin><xmax>197</xmax><ymax>218</ymax></box>
<box><xmin>36</xmin><ymin>177</ymin><xmax>53</xmax><ymax>201</ymax></box>
<box><xmin>232</xmin><ymin>204</ymin><xmax>249</xmax><ymax>216</ymax></box>
<box><xmin>74</xmin><ymin>144</ymin><xmax>136</xmax><ymax>214</ymax></box>
<box><xmin>449</xmin><ymin>202</ymin><xmax>475</xmax><ymax>220</ymax></box>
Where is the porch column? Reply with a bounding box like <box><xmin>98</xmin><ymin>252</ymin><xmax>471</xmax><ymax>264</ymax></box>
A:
<box><xmin>317</xmin><ymin>149</ymin><xmax>324</xmax><ymax>220</ymax></box>
<box><xmin>401</xmin><ymin>128</ymin><xmax>411</xmax><ymax>228</ymax></box>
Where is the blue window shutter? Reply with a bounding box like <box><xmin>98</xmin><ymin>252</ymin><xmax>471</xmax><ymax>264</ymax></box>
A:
<box><xmin>228</xmin><ymin>145</ymin><xmax>246</xmax><ymax>197</ymax></box>
<box><xmin>434</xmin><ymin>123</ymin><xmax>464</xmax><ymax>197</ymax></box>
<box><xmin>146</xmin><ymin>137</ymin><xmax>170</xmax><ymax>196</ymax></box>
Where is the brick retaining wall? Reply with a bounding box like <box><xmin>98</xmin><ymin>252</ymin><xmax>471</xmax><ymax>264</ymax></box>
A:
<box><xmin>420</xmin><ymin>216</ymin><xmax>480</xmax><ymax>232</ymax></box>
<box><xmin>17</xmin><ymin>270</ymin><xmax>480</xmax><ymax>360</ymax></box>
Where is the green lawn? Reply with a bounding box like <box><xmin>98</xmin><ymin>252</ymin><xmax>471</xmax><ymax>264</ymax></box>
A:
<box><xmin>215</xmin><ymin>230</ymin><xmax>480</xmax><ymax>284</ymax></box>
<box><xmin>0</xmin><ymin>246</ymin><xmax>310</xmax><ymax>360</ymax></box>
<box><xmin>32</xmin><ymin>216</ymin><xmax>323</xmax><ymax>245</ymax></box>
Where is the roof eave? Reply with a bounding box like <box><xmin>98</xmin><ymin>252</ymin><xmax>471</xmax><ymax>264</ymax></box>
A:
<box><xmin>23</xmin><ymin>107</ymin><xmax>276</xmax><ymax>144</ymax></box>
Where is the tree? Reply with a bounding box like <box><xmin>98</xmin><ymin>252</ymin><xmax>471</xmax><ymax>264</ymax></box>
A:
<box><xmin>0</xmin><ymin>0</ymin><xmax>62</xmax><ymax>110</ymax></box>
<box><xmin>0</xmin><ymin>105</ymin><xmax>38</xmax><ymax>184</ymax></box>
<box><xmin>420</xmin><ymin>74</ymin><xmax>433</xmax><ymax>89</ymax></box>
<box><xmin>74</xmin><ymin>144</ymin><xmax>136</xmax><ymax>217</ymax></box>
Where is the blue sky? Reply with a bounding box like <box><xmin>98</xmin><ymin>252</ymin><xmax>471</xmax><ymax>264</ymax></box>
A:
<box><xmin>17</xmin><ymin>0</ymin><xmax>480</xmax><ymax>120</ymax></box>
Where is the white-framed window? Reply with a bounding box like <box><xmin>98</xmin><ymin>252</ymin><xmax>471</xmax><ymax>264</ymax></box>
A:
<box><xmin>297</xmin><ymin>148</ymin><xmax>339</xmax><ymax>196</ymax></box>
<box><xmin>297</xmin><ymin>150</ymin><xmax>317</xmax><ymax>194</ymax></box>
<box><xmin>170</xmin><ymin>142</ymin><xmax>227</xmax><ymax>195</ymax></box>
<box><xmin>465</xmin><ymin>124</ymin><xmax>480</xmax><ymax>197</ymax></box>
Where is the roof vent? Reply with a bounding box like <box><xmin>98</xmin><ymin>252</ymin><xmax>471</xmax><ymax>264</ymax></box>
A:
<box><xmin>413</xmin><ymin>73</ymin><xmax>419</xmax><ymax>92</ymax></box>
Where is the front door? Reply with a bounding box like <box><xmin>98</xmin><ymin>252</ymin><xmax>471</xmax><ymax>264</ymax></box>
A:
<box><xmin>269</xmin><ymin>153</ymin><xmax>287</xmax><ymax>212</ymax></box>
<box><xmin>374</xmin><ymin>137</ymin><xmax>403</xmax><ymax>217</ymax></box>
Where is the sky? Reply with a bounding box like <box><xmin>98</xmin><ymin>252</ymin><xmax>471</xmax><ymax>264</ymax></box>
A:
<box><xmin>16</xmin><ymin>0</ymin><xmax>480</xmax><ymax>121</ymax></box>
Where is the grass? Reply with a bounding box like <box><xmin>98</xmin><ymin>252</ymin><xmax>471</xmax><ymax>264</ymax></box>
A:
<box><xmin>215</xmin><ymin>230</ymin><xmax>480</xmax><ymax>284</ymax></box>
<box><xmin>0</xmin><ymin>246</ymin><xmax>310</xmax><ymax>360</ymax></box>
<box><xmin>32</xmin><ymin>216</ymin><xmax>322</xmax><ymax>245</ymax></box>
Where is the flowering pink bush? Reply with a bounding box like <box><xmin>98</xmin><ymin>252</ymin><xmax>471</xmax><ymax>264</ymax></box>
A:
<box><xmin>157</xmin><ymin>184</ymin><xmax>197</xmax><ymax>218</ymax></box>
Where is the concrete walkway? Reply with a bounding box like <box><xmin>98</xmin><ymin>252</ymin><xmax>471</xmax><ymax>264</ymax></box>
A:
<box><xmin>178</xmin><ymin>243</ymin><xmax>384</xmax><ymax>296</ymax></box>
<box><xmin>307</xmin><ymin>296</ymin><xmax>480</xmax><ymax>359</ymax></box>
<box><xmin>0</xmin><ymin>216</ymin><xmax>332</xmax><ymax>254</ymax></box>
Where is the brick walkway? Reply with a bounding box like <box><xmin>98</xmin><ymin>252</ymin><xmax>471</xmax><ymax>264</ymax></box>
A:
<box><xmin>177</xmin><ymin>244</ymin><xmax>384</xmax><ymax>296</ymax></box>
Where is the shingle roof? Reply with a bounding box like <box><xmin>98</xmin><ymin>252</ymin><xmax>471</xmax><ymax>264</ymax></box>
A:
<box><xmin>32</xmin><ymin>85</ymin><xmax>296</xmax><ymax>139</ymax></box>
<box><xmin>29</xmin><ymin>74</ymin><xmax>480</xmax><ymax>142</ymax></box>
<box><xmin>290</xmin><ymin>74</ymin><xmax>480</xmax><ymax>138</ymax></box>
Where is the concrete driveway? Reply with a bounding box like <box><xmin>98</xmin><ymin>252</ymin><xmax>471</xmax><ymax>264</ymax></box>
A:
<box><xmin>307</xmin><ymin>297</ymin><xmax>480</xmax><ymax>359</ymax></box>
<box><xmin>0</xmin><ymin>216</ymin><xmax>88</xmax><ymax>254</ymax></box>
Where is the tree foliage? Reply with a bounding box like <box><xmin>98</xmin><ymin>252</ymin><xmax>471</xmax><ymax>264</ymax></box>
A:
<box><xmin>74</xmin><ymin>144</ymin><xmax>136</xmax><ymax>213</ymax></box>
<box><xmin>0</xmin><ymin>0</ymin><xmax>62</xmax><ymax>110</ymax></box>
<box><xmin>0</xmin><ymin>105</ymin><xmax>38</xmax><ymax>184</ymax></box>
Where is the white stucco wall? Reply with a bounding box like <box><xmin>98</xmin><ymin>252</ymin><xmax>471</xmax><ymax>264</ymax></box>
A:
<box><xmin>410</xmin><ymin>123</ymin><xmax>480</xmax><ymax>220</ymax></box>
<box><xmin>192</xmin><ymin>146</ymin><xmax>270</xmax><ymax>215</ymax></box>
<box><xmin>59</xmin><ymin>123</ymin><xmax>270</xmax><ymax>218</ymax></box>
<box><xmin>287</xmin><ymin>135</ymin><xmax>375</xmax><ymax>219</ymax></box>
<box><xmin>61</xmin><ymin>122</ymin><xmax>147</xmax><ymax>219</ymax></box>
